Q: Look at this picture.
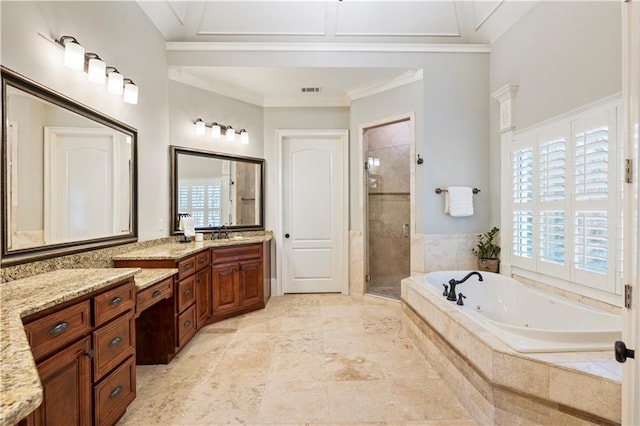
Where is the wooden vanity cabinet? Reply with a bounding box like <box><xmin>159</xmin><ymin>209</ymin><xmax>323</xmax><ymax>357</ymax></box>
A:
<box><xmin>210</xmin><ymin>243</ymin><xmax>266</xmax><ymax>322</ymax></box>
<box><xmin>21</xmin><ymin>278</ymin><xmax>136</xmax><ymax>426</ymax></box>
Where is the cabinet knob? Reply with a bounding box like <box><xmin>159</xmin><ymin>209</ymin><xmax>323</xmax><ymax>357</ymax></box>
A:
<box><xmin>184</xmin><ymin>289</ymin><xmax>191</xmax><ymax>296</ymax></box>
<box><xmin>284</xmin><ymin>233</ymin><xmax>290</xmax><ymax>238</ymax></box>
<box><xmin>109</xmin><ymin>296</ymin><xmax>123</xmax><ymax>306</ymax></box>
<box><xmin>152</xmin><ymin>290</ymin><xmax>162</xmax><ymax>298</ymax></box>
<box><xmin>184</xmin><ymin>320</ymin><xmax>191</xmax><ymax>328</ymax></box>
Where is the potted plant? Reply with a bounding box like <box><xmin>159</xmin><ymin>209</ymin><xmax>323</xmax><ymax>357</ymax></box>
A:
<box><xmin>472</xmin><ymin>226</ymin><xmax>501</xmax><ymax>273</ymax></box>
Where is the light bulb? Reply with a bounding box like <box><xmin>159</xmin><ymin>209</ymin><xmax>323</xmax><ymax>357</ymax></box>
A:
<box><xmin>107</xmin><ymin>70</ymin><xmax>124</xmax><ymax>95</ymax></box>
<box><xmin>226</xmin><ymin>126</ymin><xmax>235</xmax><ymax>141</ymax></box>
<box><xmin>211</xmin><ymin>123</ymin><xmax>221</xmax><ymax>138</ymax></box>
<box><xmin>195</xmin><ymin>119</ymin><xmax>205</xmax><ymax>135</ymax></box>
<box><xmin>63</xmin><ymin>40</ymin><xmax>85</xmax><ymax>71</ymax></box>
<box><xmin>87</xmin><ymin>57</ymin><xmax>106</xmax><ymax>84</ymax></box>
<box><xmin>123</xmin><ymin>81</ymin><xmax>138</xmax><ymax>104</ymax></box>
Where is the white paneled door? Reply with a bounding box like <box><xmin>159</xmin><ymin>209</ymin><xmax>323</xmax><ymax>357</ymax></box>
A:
<box><xmin>280</xmin><ymin>130</ymin><xmax>348</xmax><ymax>294</ymax></box>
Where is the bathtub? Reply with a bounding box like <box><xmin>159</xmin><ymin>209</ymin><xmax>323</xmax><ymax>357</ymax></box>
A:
<box><xmin>420</xmin><ymin>271</ymin><xmax>622</xmax><ymax>353</ymax></box>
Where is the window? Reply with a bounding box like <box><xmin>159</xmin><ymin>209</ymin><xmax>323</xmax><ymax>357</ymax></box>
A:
<box><xmin>178</xmin><ymin>179</ymin><xmax>222</xmax><ymax>228</ymax></box>
<box><xmin>509</xmin><ymin>99</ymin><xmax>622</xmax><ymax>295</ymax></box>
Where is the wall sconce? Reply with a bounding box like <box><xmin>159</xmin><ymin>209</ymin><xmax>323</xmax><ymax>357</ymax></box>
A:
<box><xmin>59</xmin><ymin>36</ymin><xmax>84</xmax><ymax>71</ymax></box>
<box><xmin>86</xmin><ymin>53</ymin><xmax>106</xmax><ymax>84</ymax></box>
<box><xmin>226</xmin><ymin>126</ymin><xmax>235</xmax><ymax>141</ymax></box>
<box><xmin>240</xmin><ymin>129</ymin><xmax>249</xmax><ymax>145</ymax></box>
<box><xmin>123</xmin><ymin>79</ymin><xmax>138</xmax><ymax>105</ymax></box>
<box><xmin>192</xmin><ymin>119</ymin><xmax>249</xmax><ymax>144</ymax></box>
<box><xmin>52</xmin><ymin>34</ymin><xmax>138</xmax><ymax>105</ymax></box>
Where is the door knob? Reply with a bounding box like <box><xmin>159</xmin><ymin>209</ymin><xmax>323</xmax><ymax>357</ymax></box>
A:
<box><xmin>615</xmin><ymin>341</ymin><xmax>635</xmax><ymax>363</ymax></box>
<box><xmin>285</xmin><ymin>233</ymin><xmax>290</xmax><ymax>238</ymax></box>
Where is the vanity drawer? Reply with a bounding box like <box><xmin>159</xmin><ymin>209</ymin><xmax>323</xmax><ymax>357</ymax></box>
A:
<box><xmin>177</xmin><ymin>255</ymin><xmax>196</xmax><ymax>280</ymax></box>
<box><xmin>211</xmin><ymin>243</ymin><xmax>262</xmax><ymax>264</ymax></box>
<box><xmin>24</xmin><ymin>300</ymin><xmax>92</xmax><ymax>361</ymax></box>
<box><xmin>177</xmin><ymin>304</ymin><xmax>196</xmax><ymax>348</ymax></box>
<box><xmin>177</xmin><ymin>275</ymin><xmax>195</xmax><ymax>313</ymax></box>
<box><xmin>94</xmin><ymin>355</ymin><xmax>136</xmax><ymax>426</ymax></box>
<box><xmin>93</xmin><ymin>313</ymin><xmax>135</xmax><ymax>381</ymax></box>
<box><xmin>195</xmin><ymin>250</ymin><xmax>210</xmax><ymax>271</ymax></box>
<box><xmin>136</xmin><ymin>277</ymin><xmax>173</xmax><ymax>314</ymax></box>
<box><xmin>94</xmin><ymin>280</ymin><xmax>135</xmax><ymax>327</ymax></box>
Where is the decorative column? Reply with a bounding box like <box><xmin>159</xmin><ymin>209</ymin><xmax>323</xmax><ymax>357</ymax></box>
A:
<box><xmin>491</xmin><ymin>84</ymin><xmax>518</xmax><ymax>276</ymax></box>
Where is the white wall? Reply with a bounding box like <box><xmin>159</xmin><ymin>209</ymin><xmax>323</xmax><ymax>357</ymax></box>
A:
<box><xmin>168</xmin><ymin>80</ymin><xmax>264</xmax><ymax>159</ymax></box>
<box><xmin>489</xmin><ymin>1</ymin><xmax>622</xmax><ymax>224</ymax></box>
<box><xmin>1</xmin><ymin>1</ymin><xmax>169</xmax><ymax>242</ymax></box>
<box><xmin>263</xmin><ymin>107</ymin><xmax>350</xmax><ymax>233</ymax></box>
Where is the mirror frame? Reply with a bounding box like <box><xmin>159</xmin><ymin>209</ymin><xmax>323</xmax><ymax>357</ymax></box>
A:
<box><xmin>170</xmin><ymin>145</ymin><xmax>265</xmax><ymax>234</ymax></box>
<box><xmin>1</xmin><ymin>67</ymin><xmax>138</xmax><ymax>266</ymax></box>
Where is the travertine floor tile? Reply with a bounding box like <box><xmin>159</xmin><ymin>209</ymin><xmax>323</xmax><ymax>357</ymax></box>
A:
<box><xmin>118</xmin><ymin>294</ymin><xmax>475</xmax><ymax>426</ymax></box>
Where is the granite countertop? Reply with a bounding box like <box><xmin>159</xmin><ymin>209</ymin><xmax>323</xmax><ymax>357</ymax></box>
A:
<box><xmin>112</xmin><ymin>233</ymin><xmax>272</xmax><ymax>261</ymax></box>
<box><xmin>133</xmin><ymin>268</ymin><xmax>178</xmax><ymax>291</ymax></box>
<box><xmin>0</xmin><ymin>268</ymin><xmax>140</xmax><ymax>426</ymax></box>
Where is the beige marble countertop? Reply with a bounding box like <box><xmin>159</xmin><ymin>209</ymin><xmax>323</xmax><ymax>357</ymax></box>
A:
<box><xmin>0</xmin><ymin>268</ymin><xmax>140</xmax><ymax>426</ymax></box>
<box><xmin>112</xmin><ymin>234</ymin><xmax>272</xmax><ymax>261</ymax></box>
<box><xmin>133</xmin><ymin>268</ymin><xmax>178</xmax><ymax>291</ymax></box>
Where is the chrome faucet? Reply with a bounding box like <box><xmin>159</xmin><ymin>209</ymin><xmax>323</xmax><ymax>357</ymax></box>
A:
<box><xmin>446</xmin><ymin>271</ymin><xmax>483</xmax><ymax>302</ymax></box>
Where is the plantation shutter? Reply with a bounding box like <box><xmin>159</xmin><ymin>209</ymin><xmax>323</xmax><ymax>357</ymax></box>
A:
<box><xmin>511</xmin><ymin>144</ymin><xmax>534</xmax><ymax>268</ymax></box>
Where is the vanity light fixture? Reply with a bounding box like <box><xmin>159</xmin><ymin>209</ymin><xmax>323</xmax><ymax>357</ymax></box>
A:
<box><xmin>211</xmin><ymin>122</ymin><xmax>221</xmax><ymax>138</ymax></box>
<box><xmin>123</xmin><ymin>79</ymin><xmax>138</xmax><ymax>105</ymax></box>
<box><xmin>195</xmin><ymin>118</ymin><xmax>206</xmax><ymax>135</ymax></box>
<box><xmin>240</xmin><ymin>129</ymin><xmax>249</xmax><ymax>145</ymax></box>
<box><xmin>50</xmin><ymin>34</ymin><xmax>138</xmax><ymax>105</ymax></box>
<box><xmin>57</xmin><ymin>36</ymin><xmax>85</xmax><ymax>71</ymax></box>
<box><xmin>192</xmin><ymin>120</ymin><xmax>249</xmax><ymax>144</ymax></box>
<box><xmin>106</xmin><ymin>67</ymin><xmax>124</xmax><ymax>95</ymax></box>
<box><xmin>86</xmin><ymin>53</ymin><xmax>106</xmax><ymax>85</ymax></box>
<box><xmin>226</xmin><ymin>126</ymin><xmax>235</xmax><ymax>141</ymax></box>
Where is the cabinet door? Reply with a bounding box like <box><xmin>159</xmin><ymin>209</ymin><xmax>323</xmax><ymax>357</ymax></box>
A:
<box><xmin>239</xmin><ymin>258</ymin><xmax>263</xmax><ymax>307</ymax></box>
<box><xmin>27</xmin><ymin>337</ymin><xmax>92</xmax><ymax>426</ymax></box>
<box><xmin>195</xmin><ymin>267</ymin><xmax>212</xmax><ymax>329</ymax></box>
<box><xmin>212</xmin><ymin>263</ymin><xmax>240</xmax><ymax>313</ymax></box>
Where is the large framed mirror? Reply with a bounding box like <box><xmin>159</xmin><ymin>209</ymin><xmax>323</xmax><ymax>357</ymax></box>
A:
<box><xmin>170</xmin><ymin>146</ymin><xmax>264</xmax><ymax>234</ymax></box>
<box><xmin>1</xmin><ymin>68</ymin><xmax>138</xmax><ymax>266</ymax></box>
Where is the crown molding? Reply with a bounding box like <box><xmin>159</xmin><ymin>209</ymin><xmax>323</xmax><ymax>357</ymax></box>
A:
<box><xmin>348</xmin><ymin>69</ymin><xmax>423</xmax><ymax>102</ymax></box>
<box><xmin>166</xmin><ymin>42</ymin><xmax>491</xmax><ymax>53</ymax></box>
<box><xmin>168</xmin><ymin>67</ymin><xmax>264</xmax><ymax>106</ymax></box>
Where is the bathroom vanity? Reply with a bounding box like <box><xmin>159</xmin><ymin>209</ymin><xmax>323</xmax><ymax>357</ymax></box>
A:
<box><xmin>112</xmin><ymin>236</ymin><xmax>271</xmax><ymax>364</ymax></box>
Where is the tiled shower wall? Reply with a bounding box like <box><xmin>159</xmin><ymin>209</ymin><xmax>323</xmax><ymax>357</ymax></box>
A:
<box><xmin>365</xmin><ymin>121</ymin><xmax>410</xmax><ymax>293</ymax></box>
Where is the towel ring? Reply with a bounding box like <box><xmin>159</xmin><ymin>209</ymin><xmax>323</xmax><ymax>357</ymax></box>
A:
<box><xmin>435</xmin><ymin>187</ymin><xmax>480</xmax><ymax>194</ymax></box>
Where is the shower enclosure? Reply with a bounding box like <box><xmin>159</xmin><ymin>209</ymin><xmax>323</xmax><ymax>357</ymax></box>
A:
<box><xmin>364</xmin><ymin>120</ymin><xmax>410</xmax><ymax>299</ymax></box>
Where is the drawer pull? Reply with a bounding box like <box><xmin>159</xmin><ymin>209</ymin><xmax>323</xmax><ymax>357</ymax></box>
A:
<box><xmin>184</xmin><ymin>320</ymin><xmax>191</xmax><ymax>328</ymax></box>
<box><xmin>198</xmin><ymin>257</ymin><xmax>206</xmax><ymax>263</ymax></box>
<box><xmin>184</xmin><ymin>289</ymin><xmax>191</xmax><ymax>296</ymax></box>
<box><xmin>109</xmin><ymin>386</ymin><xmax>124</xmax><ymax>399</ymax></box>
<box><xmin>183</xmin><ymin>264</ymin><xmax>193</xmax><ymax>271</ymax></box>
<box><xmin>108</xmin><ymin>336</ymin><xmax>123</xmax><ymax>348</ymax></box>
<box><xmin>152</xmin><ymin>290</ymin><xmax>162</xmax><ymax>298</ymax></box>
<box><xmin>48</xmin><ymin>322</ymin><xmax>69</xmax><ymax>335</ymax></box>
<box><xmin>85</xmin><ymin>349</ymin><xmax>94</xmax><ymax>359</ymax></box>
<box><xmin>109</xmin><ymin>296</ymin><xmax>123</xmax><ymax>306</ymax></box>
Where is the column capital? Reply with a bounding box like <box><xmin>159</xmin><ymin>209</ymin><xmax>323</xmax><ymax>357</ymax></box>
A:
<box><xmin>491</xmin><ymin>84</ymin><xmax>518</xmax><ymax>132</ymax></box>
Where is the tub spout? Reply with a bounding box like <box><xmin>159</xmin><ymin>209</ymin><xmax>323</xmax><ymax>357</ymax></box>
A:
<box><xmin>446</xmin><ymin>272</ymin><xmax>483</xmax><ymax>301</ymax></box>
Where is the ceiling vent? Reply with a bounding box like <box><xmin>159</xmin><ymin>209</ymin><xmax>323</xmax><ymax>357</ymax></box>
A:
<box><xmin>301</xmin><ymin>87</ymin><xmax>321</xmax><ymax>93</ymax></box>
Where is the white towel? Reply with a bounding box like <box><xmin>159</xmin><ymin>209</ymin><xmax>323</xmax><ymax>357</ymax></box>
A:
<box><xmin>179</xmin><ymin>217</ymin><xmax>196</xmax><ymax>237</ymax></box>
<box><xmin>447</xmin><ymin>186</ymin><xmax>474</xmax><ymax>217</ymax></box>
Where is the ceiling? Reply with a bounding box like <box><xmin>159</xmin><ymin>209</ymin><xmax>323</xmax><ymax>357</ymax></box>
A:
<box><xmin>138</xmin><ymin>1</ymin><xmax>538</xmax><ymax>106</ymax></box>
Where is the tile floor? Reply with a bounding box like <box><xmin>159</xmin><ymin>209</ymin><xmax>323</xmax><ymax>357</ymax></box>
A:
<box><xmin>118</xmin><ymin>294</ymin><xmax>476</xmax><ymax>425</ymax></box>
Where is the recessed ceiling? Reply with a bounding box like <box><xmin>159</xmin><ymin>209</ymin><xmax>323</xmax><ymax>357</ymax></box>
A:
<box><xmin>169</xmin><ymin>66</ymin><xmax>422</xmax><ymax>107</ymax></box>
<box><xmin>139</xmin><ymin>0</ymin><xmax>538</xmax><ymax>106</ymax></box>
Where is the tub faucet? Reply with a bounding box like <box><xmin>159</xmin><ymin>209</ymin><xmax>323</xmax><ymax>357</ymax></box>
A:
<box><xmin>447</xmin><ymin>271</ymin><xmax>483</xmax><ymax>302</ymax></box>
